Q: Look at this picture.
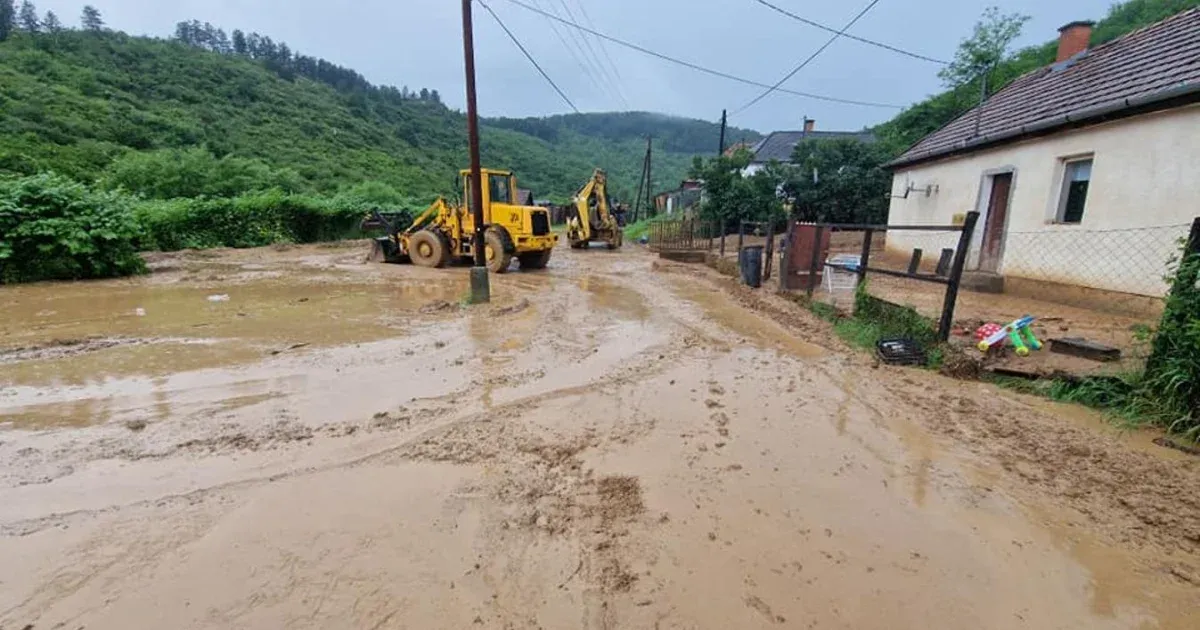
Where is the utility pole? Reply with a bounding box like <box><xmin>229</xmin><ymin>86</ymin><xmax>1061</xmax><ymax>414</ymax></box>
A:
<box><xmin>462</xmin><ymin>0</ymin><xmax>489</xmax><ymax>303</ymax></box>
<box><xmin>645</xmin><ymin>136</ymin><xmax>653</xmax><ymax>216</ymax></box>
<box><xmin>632</xmin><ymin>149</ymin><xmax>648</xmax><ymax>223</ymax></box>
<box><xmin>718</xmin><ymin>109</ymin><xmax>727</xmax><ymax>156</ymax></box>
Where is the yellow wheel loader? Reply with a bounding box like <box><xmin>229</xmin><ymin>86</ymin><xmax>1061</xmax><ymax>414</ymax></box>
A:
<box><xmin>566</xmin><ymin>169</ymin><xmax>623</xmax><ymax>250</ymax></box>
<box><xmin>363</xmin><ymin>168</ymin><xmax>557</xmax><ymax>273</ymax></box>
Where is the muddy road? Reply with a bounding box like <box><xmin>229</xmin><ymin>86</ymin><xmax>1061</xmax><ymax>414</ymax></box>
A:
<box><xmin>1</xmin><ymin>241</ymin><xmax>1198</xmax><ymax>629</ymax></box>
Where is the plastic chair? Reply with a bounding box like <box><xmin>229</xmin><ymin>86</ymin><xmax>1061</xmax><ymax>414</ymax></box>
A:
<box><xmin>824</xmin><ymin>254</ymin><xmax>861</xmax><ymax>293</ymax></box>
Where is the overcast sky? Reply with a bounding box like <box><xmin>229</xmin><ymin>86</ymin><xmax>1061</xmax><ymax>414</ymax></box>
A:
<box><xmin>35</xmin><ymin>0</ymin><xmax>1115</xmax><ymax>133</ymax></box>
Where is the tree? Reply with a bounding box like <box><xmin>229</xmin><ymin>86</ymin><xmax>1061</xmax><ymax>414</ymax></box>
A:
<box><xmin>80</xmin><ymin>4</ymin><xmax>103</xmax><ymax>31</ymax></box>
<box><xmin>0</xmin><ymin>0</ymin><xmax>15</xmax><ymax>41</ymax></box>
<box><xmin>17</xmin><ymin>0</ymin><xmax>36</xmax><ymax>32</ymax></box>
<box><xmin>429</xmin><ymin>89</ymin><xmax>441</xmax><ymax>104</ymax></box>
<box><xmin>690</xmin><ymin>148</ymin><xmax>786</xmax><ymax>226</ymax></box>
<box><xmin>938</xmin><ymin>6</ymin><xmax>1030</xmax><ymax>88</ymax></box>
<box><xmin>780</xmin><ymin>138</ymin><xmax>892</xmax><ymax>224</ymax></box>
<box><xmin>419</xmin><ymin>87</ymin><xmax>430</xmax><ymax>101</ymax></box>
<box><xmin>231</xmin><ymin>29</ymin><xmax>247</xmax><ymax>55</ymax></box>
<box><xmin>42</xmin><ymin>9</ymin><xmax>60</xmax><ymax>32</ymax></box>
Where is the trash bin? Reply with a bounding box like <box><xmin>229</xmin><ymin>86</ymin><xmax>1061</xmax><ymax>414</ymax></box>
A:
<box><xmin>739</xmin><ymin>245</ymin><xmax>764</xmax><ymax>288</ymax></box>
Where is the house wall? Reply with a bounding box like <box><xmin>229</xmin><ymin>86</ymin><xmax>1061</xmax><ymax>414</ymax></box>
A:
<box><xmin>886</xmin><ymin>104</ymin><xmax>1200</xmax><ymax>297</ymax></box>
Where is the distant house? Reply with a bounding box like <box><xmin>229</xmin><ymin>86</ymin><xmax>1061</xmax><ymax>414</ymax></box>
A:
<box><xmin>744</xmin><ymin>119</ymin><xmax>875</xmax><ymax>175</ymax></box>
<box><xmin>885</xmin><ymin>9</ymin><xmax>1200</xmax><ymax>299</ymax></box>
<box><xmin>655</xmin><ymin>179</ymin><xmax>704</xmax><ymax>216</ymax></box>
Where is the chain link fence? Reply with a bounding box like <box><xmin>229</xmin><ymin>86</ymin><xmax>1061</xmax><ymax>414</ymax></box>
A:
<box><xmin>886</xmin><ymin>224</ymin><xmax>1191</xmax><ymax>297</ymax></box>
<box><xmin>1001</xmin><ymin>224</ymin><xmax>1190</xmax><ymax>297</ymax></box>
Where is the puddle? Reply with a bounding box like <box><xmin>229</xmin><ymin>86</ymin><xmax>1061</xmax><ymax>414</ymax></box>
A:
<box><xmin>670</xmin><ymin>280</ymin><xmax>823</xmax><ymax>358</ymax></box>
<box><xmin>579</xmin><ymin>276</ymin><xmax>649</xmax><ymax>322</ymax></box>
<box><xmin>0</xmin><ymin>275</ymin><xmax>466</xmax><ymax>385</ymax></box>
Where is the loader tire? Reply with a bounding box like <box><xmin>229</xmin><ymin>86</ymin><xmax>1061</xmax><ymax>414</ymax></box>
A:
<box><xmin>518</xmin><ymin>249</ymin><xmax>552</xmax><ymax>270</ymax></box>
<box><xmin>484</xmin><ymin>230</ymin><xmax>513</xmax><ymax>273</ymax></box>
<box><xmin>410</xmin><ymin>230</ymin><xmax>449</xmax><ymax>268</ymax></box>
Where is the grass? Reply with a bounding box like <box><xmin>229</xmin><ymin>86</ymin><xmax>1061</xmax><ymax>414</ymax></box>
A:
<box><xmin>799</xmin><ymin>282</ymin><xmax>943</xmax><ymax>367</ymax></box>
<box><xmin>622</xmin><ymin>216</ymin><xmax>667</xmax><ymax>242</ymax></box>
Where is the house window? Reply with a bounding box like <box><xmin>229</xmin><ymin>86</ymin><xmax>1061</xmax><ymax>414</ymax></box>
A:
<box><xmin>1057</xmin><ymin>158</ymin><xmax>1092</xmax><ymax>223</ymax></box>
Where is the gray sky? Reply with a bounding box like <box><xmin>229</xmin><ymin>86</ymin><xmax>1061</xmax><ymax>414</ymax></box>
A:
<box><xmin>35</xmin><ymin>0</ymin><xmax>1114</xmax><ymax>133</ymax></box>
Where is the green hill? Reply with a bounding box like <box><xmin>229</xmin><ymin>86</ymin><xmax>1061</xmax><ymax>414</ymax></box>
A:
<box><xmin>0</xmin><ymin>24</ymin><xmax>756</xmax><ymax>204</ymax></box>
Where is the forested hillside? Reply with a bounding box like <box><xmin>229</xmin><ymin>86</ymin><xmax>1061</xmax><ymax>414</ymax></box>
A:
<box><xmin>0</xmin><ymin>11</ymin><xmax>740</xmax><ymax>204</ymax></box>
<box><xmin>874</xmin><ymin>0</ymin><xmax>1200</xmax><ymax>155</ymax></box>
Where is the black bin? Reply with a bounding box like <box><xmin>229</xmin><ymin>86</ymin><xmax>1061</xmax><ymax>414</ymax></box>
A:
<box><xmin>739</xmin><ymin>245</ymin><xmax>764</xmax><ymax>288</ymax></box>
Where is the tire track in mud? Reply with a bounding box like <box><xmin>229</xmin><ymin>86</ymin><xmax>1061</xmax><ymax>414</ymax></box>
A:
<box><xmin>654</xmin><ymin>256</ymin><xmax>1200</xmax><ymax>558</ymax></box>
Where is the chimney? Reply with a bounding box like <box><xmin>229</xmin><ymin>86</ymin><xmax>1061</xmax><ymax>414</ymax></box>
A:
<box><xmin>803</xmin><ymin>118</ymin><xmax>816</xmax><ymax>133</ymax></box>
<box><xmin>1056</xmin><ymin>21</ymin><xmax>1094</xmax><ymax>62</ymax></box>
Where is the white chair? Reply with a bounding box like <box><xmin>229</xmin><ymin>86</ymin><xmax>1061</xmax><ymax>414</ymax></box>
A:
<box><xmin>824</xmin><ymin>254</ymin><xmax>861</xmax><ymax>293</ymax></box>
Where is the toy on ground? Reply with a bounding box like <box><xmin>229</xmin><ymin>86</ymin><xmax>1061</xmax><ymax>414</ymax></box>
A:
<box><xmin>976</xmin><ymin>316</ymin><xmax>1043</xmax><ymax>356</ymax></box>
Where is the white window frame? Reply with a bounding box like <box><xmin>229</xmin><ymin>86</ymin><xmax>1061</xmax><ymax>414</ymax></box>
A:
<box><xmin>1054</xmin><ymin>155</ymin><xmax>1094</xmax><ymax>224</ymax></box>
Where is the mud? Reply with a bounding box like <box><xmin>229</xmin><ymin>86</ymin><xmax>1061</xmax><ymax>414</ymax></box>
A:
<box><xmin>1</xmin><ymin>241</ymin><xmax>1197</xmax><ymax>629</ymax></box>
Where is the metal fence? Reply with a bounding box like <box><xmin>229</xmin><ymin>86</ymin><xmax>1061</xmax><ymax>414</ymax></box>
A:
<box><xmin>647</xmin><ymin>219</ymin><xmax>721</xmax><ymax>252</ymax></box>
<box><xmin>885</xmin><ymin>223</ymin><xmax>1192</xmax><ymax>297</ymax></box>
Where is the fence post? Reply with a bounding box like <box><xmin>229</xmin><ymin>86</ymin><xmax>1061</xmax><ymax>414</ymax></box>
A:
<box><xmin>720</xmin><ymin>220</ymin><xmax>727</xmax><ymax>257</ymax></box>
<box><xmin>937</xmin><ymin>211</ymin><xmax>980</xmax><ymax>342</ymax></box>
<box><xmin>907</xmin><ymin>249</ymin><xmax>923</xmax><ymax>275</ymax></box>
<box><xmin>857</xmin><ymin>229</ymin><xmax>873</xmax><ymax>288</ymax></box>
<box><xmin>763</xmin><ymin>221</ymin><xmax>775</xmax><ymax>282</ymax></box>
<box><xmin>779</xmin><ymin>222</ymin><xmax>792</xmax><ymax>292</ymax></box>
<box><xmin>737</xmin><ymin>220</ymin><xmax>745</xmax><ymax>252</ymax></box>
<box><xmin>807</xmin><ymin>225</ymin><xmax>825</xmax><ymax>298</ymax></box>
<box><xmin>708</xmin><ymin>221</ymin><xmax>715</xmax><ymax>252</ymax></box>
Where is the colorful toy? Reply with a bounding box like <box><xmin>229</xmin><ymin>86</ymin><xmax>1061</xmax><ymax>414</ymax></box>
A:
<box><xmin>976</xmin><ymin>316</ymin><xmax>1043</xmax><ymax>356</ymax></box>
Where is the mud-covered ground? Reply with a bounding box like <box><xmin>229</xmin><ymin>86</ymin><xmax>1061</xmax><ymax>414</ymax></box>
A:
<box><xmin>1</xmin><ymin>241</ymin><xmax>1197</xmax><ymax>629</ymax></box>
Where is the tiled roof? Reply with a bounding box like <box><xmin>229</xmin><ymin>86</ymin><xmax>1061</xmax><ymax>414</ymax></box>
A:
<box><xmin>751</xmin><ymin>130</ymin><xmax>876</xmax><ymax>163</ymax></box>
<box><xmin>890</xmin><ymin>7</ymin><xmax>1200</xmax><ymax>168</ymax></box>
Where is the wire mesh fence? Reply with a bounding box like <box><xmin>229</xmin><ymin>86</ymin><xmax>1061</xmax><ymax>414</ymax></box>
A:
<box><xmin>884</xmin><ymin>224</ymin><xmax>1191</xmax><ymax>297</ymax></box>
<box><xmin>1000</xmin><ymin>224</ymin><xmax>1190</xmax><ymax>297</ymax></box>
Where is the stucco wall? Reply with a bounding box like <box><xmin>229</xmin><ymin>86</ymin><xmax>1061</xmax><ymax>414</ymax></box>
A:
<box><xmin>886</xmin><ymin>104</ymin><xmax>1199</xmax><ymax>296</ymax></box>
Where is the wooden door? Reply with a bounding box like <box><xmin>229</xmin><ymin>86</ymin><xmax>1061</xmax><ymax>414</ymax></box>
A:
<box><xmin>980</xmin><ymin>172</ymin><xmax>1012</xmax><ymax>272</ymax></box>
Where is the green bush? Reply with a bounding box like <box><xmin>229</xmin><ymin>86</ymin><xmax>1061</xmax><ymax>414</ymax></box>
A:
<box><xmin>102</xmin><ymin>147</ymin><xmax>305</xmax><ymax>199</ymax></box>
<box><xmin>0</xmin><ymin>172</ymin><xmax>145</xmax><ymax>283</ymax></box>
<box><xmin>134</xmin><ymin>190</ymin><xmax>373</xmax><ymax>251</ymax></box>
<box><xmin>1142</xmin><ymin>240</ymin><xmax>1200</xmax><ymax>437</ymax></box>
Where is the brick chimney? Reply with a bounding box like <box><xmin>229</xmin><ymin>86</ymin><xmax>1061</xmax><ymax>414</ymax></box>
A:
<box><xmin>1056</xmin><ymin>21</ymin><xmax>1095</xmax><ymax>62</ymax></box>
<box><xmin>803</xmin><ymin>118</ymin><xmax>816</xmax><ymax>133</ymax></box>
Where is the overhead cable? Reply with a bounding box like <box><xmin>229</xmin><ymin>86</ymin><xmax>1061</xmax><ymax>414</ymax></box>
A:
<box><xmin>529</xmin><ymin>0</ymin><xmax>603</xmax><ymax>101</ymax></box>
<box><xmin>499</xmin><ymin>0</ymin><xmax>902</xmax><ymax>109</ymax></box>
<box><xmin>750</xmin><ymin>0</ymin><xmax>947</xmax><ymax>64</ymax></box>
<box><xmin>479</xmin><ymin>0</ymin><xmax>580</xmax><ymax>113</ymax></box>
<box><xmin>734</xmin><ymin>0</ymin><xmax>882</xmax><ymax>115</ymax></box>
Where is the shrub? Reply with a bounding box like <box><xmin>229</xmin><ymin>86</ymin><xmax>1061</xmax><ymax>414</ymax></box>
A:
<box><xmin>133</xmin><ymin>190</ymin><xmax>398</xmax><ymax>251</ymax></box>
<box><xmin>102</xmin><ymin>147</ymin><xmax>305</xmax><ymax>199</ymax></box>
<box><xmin>0</xmin><ymin>172</ymin><xmax>146</xmax><ymax>283</ymax></box>
<box><xmin>1142</xmin><ymin>238</ymin><xmax>1200</xmax><ymax>437</ymax></box>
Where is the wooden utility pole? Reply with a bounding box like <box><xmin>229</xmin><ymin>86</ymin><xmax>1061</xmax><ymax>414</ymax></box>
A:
<box><xmin>632</xmin><ymin>148</ymin><xmax>648</xmax><ymax>223</ymax></box>
<box><xmin>645</xmin><ymin>136</ymin><xmax>653</xmax><ymax>216</ymax></box>
<box><xmin>718</xmin><ymin>109</ymin><xmax>727</xmax><ymax>156</ymax></box>
<box><xmin>462</xmin><ymin>0</ymin><xmax>489</xmax><ymax>302</ymax></box>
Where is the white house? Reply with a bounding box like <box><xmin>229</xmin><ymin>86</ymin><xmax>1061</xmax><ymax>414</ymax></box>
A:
<box><xmin>743</xmin><ymin>119</ymin><xmax>875</xmax><ymax>176</ymax></box>
<box><xmin>886</xmin><ymin>10</ymin><xmax>1200</xmax><ymax>299</ymax></box>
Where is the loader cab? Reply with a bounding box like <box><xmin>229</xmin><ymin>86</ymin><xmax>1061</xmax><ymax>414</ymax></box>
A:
<box><xmin>461</xmin><ymin>168</ymin><xmax>518</xmax><ymax>224</ymax></box>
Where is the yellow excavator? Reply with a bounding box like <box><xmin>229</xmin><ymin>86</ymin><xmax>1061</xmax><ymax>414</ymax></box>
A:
<box><xmin>566</xmin><ymin>169</ymin><xmax>623</xmax><ymax>250</ymax></box>
<box><xmin>363</xmin><ymin>168</ymin><xmax>557</xmax><ymax>273</ymax></box>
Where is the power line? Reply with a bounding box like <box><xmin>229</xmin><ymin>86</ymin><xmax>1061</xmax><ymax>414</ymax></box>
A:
<box><xmin>733</xmin><ymin>0</ymin><xmax>882</xmax><ymax>116</ymax></box>
<box><xmin>499</xmin><ymin>0</ymin><xmax>902</xmax><ymax>109</ymax></box>
<box><xmin>571</xmin><ymin>0</ymin><xmax>629</xmax><ymax>102</ymax></box>
<box><xmin>479</xmin><ymin>0</ymin><xmax>580</xmax><ymax>113</ymax></box>
<box><xmin>530</xmin><ymin>0</ymin><xmax>599</xmax><ymax>102</ymax></box>
<box><xmin>555</xmin><ymin>0</ymin><xmax>630</xmax><ymax>109</ymax></box>
<box><xmin>749</xmin><ymin>0</ymin><xmax>947</xmax><ymax>64</ymax></box>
